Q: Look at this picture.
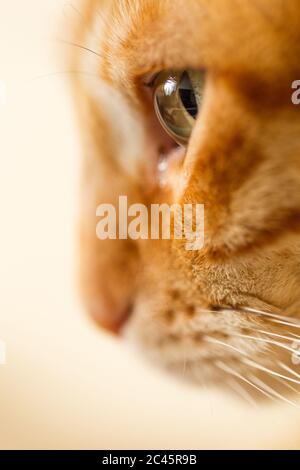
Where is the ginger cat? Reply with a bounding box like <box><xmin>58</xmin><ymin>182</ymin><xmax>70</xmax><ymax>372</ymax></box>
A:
<box><xmin>69</xmin><ymin>0</ymin><xmax>300</xmax><ymax>403</ymax></box>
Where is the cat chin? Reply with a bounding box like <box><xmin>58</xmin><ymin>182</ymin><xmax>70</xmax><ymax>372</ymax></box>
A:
<box><xmin>120</xmin><ymin>302</ymin><xmax>300</xmax><ymax>403</ymax></box>
<box><xmin>121</xmin><ymin>307</ymin><xmax>243</xmax><ymax>382</ymax></box>
<box><xmin>121</xmin><ymin>319</ymin><xmax>241</xmax><ymax>392</ymax></box>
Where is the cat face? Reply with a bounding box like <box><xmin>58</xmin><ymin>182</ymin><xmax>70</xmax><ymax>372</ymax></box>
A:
<box><xmin>71</xmin><ymin>0</ymin><xmax>300</xmax><ymax>399</ymax></box>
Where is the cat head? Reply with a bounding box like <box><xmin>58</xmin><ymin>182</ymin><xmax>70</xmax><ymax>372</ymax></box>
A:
<box><xmin>70</xmin><ymin>0</ymin><xmax>300</xmax><ymax>399</ymax></box>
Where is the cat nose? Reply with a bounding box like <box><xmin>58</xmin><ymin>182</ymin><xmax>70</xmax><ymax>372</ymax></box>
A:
<box><xmin>87</xmin><ymin>295</ymin><xmax>133</xmax><ymax>335</ymax></box>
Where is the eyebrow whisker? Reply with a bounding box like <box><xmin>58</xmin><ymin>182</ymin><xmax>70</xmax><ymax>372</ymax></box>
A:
<box><xmin>57</xmin><ymin>39</ymin><xmax>103</xmax><ymax>59</ymax></box>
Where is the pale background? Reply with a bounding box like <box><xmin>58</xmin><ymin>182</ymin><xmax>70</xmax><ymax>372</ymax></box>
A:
<box><xmin>0</xmin><ymin>0</ymin><xmax>300</xmax><ymax>449</ymax></box>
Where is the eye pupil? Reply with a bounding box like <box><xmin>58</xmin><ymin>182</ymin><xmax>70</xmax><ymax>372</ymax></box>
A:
<box><xmin>179</xmin><ymin>72</ymin><xmax>198</xmax><ymax>119</ymax></box>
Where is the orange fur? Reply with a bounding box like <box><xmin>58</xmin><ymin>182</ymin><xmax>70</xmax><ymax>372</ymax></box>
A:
<box><xmin>69</xmin><ymin>0</ymin><xmax>300</xmax><ymax>396</ymax></box>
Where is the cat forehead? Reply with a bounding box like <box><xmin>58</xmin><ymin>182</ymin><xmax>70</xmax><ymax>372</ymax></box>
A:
<box><xmin>93</xmin><ymin>0</ymin><xmax>300</xmax><ymax>84</ymax></box>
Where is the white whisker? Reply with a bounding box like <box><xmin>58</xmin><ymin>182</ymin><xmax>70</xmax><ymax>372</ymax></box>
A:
<box><xmin>272</xmin><ymin>375</ymin><xmax>300</xmax><ymax>397</ymax></box>
<box><xmin>226</xmin><ymin>378</ymin><xmax>258</xmax><ymax>407</ymax></box>
<box><xmin>277</xmin><ymin>361</ymin><xmax>300</xmax><ymax>380</ymax></box>
<box><xmin>215</xmin><ymin>361</ymin><xmax>276</xmax><ymax>401</ymax></box>
<box><xmin>204</xmin><ymin>336</ymin><xmax>249</xmax><ymax>357</ymax></box>
<box><xmin>266</xmin><ymin>318</ymin><xmax>300</xmax><ymax>330</ymax></box>
<box><xmin>233</xmin><ymin>333</ymin><xmax>297</xmax><ymax>355</ymax></box>
<box><xmin>256</xmin><ymin>329</ymin><xmax>299</xmax><ymax>343</ymax></box>
<box><xmin>289</xmin><ymin>332</ymin><xmax>300</xmax><ymax>340</ymax></box>
<box><xmin>238</xmin><ymin>307</ymin><xmax>300</xmax><ymax>325</ymax></box>
<box><xmin>247</xmin><ymin>373</ymin><xmax>300</xmax><ymax>409</ymax></box>
<box><xmin>242</xmin><ymin>357</ymin><xmax>300</xmax><ymax>386</ymax></box>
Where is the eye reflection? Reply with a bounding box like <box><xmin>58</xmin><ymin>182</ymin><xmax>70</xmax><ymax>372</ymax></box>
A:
<box><xmin>164</xmin><ymin>78</ymin><xmax>177</xmax><ymax>96</ymax></box>
<box><xmin>153</xmin><ymin>70</ymin><xmax>205</xmax><ymax>146</ymax></box>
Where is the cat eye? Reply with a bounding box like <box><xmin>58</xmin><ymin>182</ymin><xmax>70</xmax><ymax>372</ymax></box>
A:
<box><xmin>152</xmin><ymin>70</ymin><xmax>205</xmax><ymax>146</ymax></box>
